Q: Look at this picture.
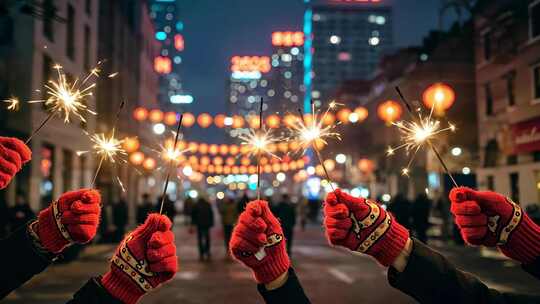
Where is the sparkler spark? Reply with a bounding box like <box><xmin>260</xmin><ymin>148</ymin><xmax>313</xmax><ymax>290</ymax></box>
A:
<box><xmin>289</xmin><ymin>101</ymin><xmax>342</xmax><ymax>154</ymax></box>
<box><xmin>30</xmin><ymin>64</ymin><xmax>98</xmax><ymax>123</ymax></box>
<box><xmin>389</xmin><ymin>87</ymin><xmax>457</xmax><ymax>183</ymax></box>
<box><xmin>3</xmin><ymin>98</ymin><xmax>20</xmax><ymax>111</ymax></box>
<box><xmin>238</xmin><ymin>127</ymin><xmax>281</xmax><ymax>160</ymax></box>
<box><xmin>83</xmin><ymin>132</ymin><xmax>127</xmax><ymax>163</ymax></box>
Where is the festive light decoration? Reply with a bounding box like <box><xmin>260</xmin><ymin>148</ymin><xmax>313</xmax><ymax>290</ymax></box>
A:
<box><xmin>377</xmin><ymin>100</ymin><xmax>402</xmax><ymax>124</ymax></box>
<box><xmin>272</xmin><ymin>31</ymin><xmax>305</xmax><ymax>47</ymax></box>
<box><xmin>154</xmin><ymin>56</ymin><xmax>172</xmax><ymax>74</ymax></box>
<box><xmin>423</xmin><ymin>83</ymin><xmax>455</xmax><ymax>115</ymax></box>
<box><xmin>174</xmin><ymin>34</ymin><xmax>185</xmax><ymax>51</ymax></box>
<box><xmin>149</xmin><ymin>109</ymin><xmax>164</xmax><ymax>123</ymax></box>
<box><xmin>337</xmin><ymin>108</ymin><xmax>352</xmax><ymax>124</ymax></box>
<box><xmin>182</xmin><ymin>113</ymin><xmax>196</xmax><ymax>127</ymax></box>
<box><xmin>197</xmin><ymin>113</ymin><xmax>213</xmax><ymax>128</ymax></box>
<box><xmin>231</xmin><ymin>56</ymin><xmax>271</xmax><ymax>73</ymax></box>
<box><xmin>129</xmin><ymin>151</ymin><xmax>145</xmax><ymax>165</ymax></box>
<box><xmin>164</xmin><ymin>112</ymin><xmax>178</xmax><ymax>126</ymax></box>
<box><xmin>143</xmin><ymin>157</ymin><xmax>157</xmax><ymax>170</ymax></box>
<box><xmin>122</xmin><ymin>137</ymin><xmax>140</xmax><ymax>153</ymax></box>
<box><xmin>354</xmin><ymin>107</ymin><xmax>369</xmax><ymax>122</ymax></box>
<box><xmin>133</xmin><ymin>107</ymin><xmax>149</xmax><ymax>121</ymax></box>
<box><xmin>358</xmin><ymin>158</ymin><xmax>375</xmax><ymax>173</ymax></box>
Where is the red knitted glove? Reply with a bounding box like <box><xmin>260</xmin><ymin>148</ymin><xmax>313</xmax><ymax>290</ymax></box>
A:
<box><xmin>324</xmin><ymin>189</ymin><xmax>410</xmax><ymax>266</ymax></box>
<box><xmin>230</xmin><ymin>200</ymin><xmax>290</xmax><ymax>284</ymax></box>
<box><xmin>450</xmin><ymin>187</ymin><xmax>540</xmax><ymax>264</ymax></box>
<box><xmin>101</xmin><ymin>213</ymin><xmax>178</xmax><ymax>304</ymax></box>
<box><xmin>0</xmin><ymin>137</ymin><xmax>31</xmax><ymax>190</ymax></box>
<box><xmin>37</xmin><ymin>189</ymin><xmax>101</xmax><ymax>254</ymax></box>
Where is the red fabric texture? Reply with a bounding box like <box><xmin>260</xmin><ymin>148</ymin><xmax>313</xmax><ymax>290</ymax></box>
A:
<box><xmin>230</xmin><ymin>200</ymin><xmax>290</xmax><ymax>284</ymax></box>
<box><xmin>0</xmin><ymin>137</ymin><xmax>31</xmax><ymax>190</ymax></box>
<box><xmin>101</xmin><ymin>213</ymin><xmax>178</xmax><ymax>304</ymax></box>
<box><xmin>450</xmin><ymin>187</ymin><xmax>540</xmax><ymax>264</ymax></box>
<box><xmin>37</xmin><ymin>189</ymin><xmax>101</xmax><ymax>253</ymax></box>
<box><xmin>324</xmin><ymin>189</ymin><xmax>409</xmax><ymax>267</ymax></box>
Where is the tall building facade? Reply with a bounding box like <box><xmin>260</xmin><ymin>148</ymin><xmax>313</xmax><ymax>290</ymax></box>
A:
<box><xmin>227</xmin><ymin>55</ymin><xmax>273</xmax><ymax>119</ymax></box>
<box><xmin>148</xmin><ymin>0</ymin><xmax>187</xmax><ymax>111</ymax></box>
<box><xmin>474</xmin><ymin>0</ymin><xmax>540</xmax><ymax>207</ymax></box>
<box><xmin>269</xmin><ymin>31</ymin><xmax>305</xmax><ymax>114</ymax></box>
<box><xmin>0</xmin><ymin>0</ymin><xmax>99</xmax><ymax>210</ymax></box>
<box><xmin>305</xmin><ymin>0</ymin><xmax>393</xmax><ymax>107</ymax></box>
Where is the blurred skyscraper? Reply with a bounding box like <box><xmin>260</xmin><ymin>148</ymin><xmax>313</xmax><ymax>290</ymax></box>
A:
<box><xmin>148</xmin><ymin>0</ymin><xmax>189</xmax><ymax>110</ymax></box>
<box><xmin>304</xmin><ymin>0</ymin><xmax>393</xmax><ymax>107</ymax></box>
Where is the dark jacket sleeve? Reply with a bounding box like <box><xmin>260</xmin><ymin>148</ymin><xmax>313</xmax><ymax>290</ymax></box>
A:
<box><xmin>66</xmin><ymin>277</ymin><xmax>122</xmax><ymax>304</ymax></box>
<box><xmin>0</xmin><ymin>224</ymin><xmax>54</xmax><ymax>299</ymax></box>
<box><xmin>257</xmin><ymin>268</ymin><xmax>310</xmax><ymax>304</ymax></box>
<box><xmin>522</xmin><ymin>257</ymin><xmax>540</xmax><ymax>281</ymax></box>
<box><xmin>388</xmin><ymin>239</ymin><xmax>540</xmax><ymax>304</ymax></box>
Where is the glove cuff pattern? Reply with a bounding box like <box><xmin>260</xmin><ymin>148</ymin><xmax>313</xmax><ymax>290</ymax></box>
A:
<box><xmin>500</xmin><ymin>212</ymin><xmax>540</xmax><ymax>265</ymax></box>
<box><xmin>37</xmin><ymin>201</ymin><xmax>74</xmax><ymax>254</ymax></box>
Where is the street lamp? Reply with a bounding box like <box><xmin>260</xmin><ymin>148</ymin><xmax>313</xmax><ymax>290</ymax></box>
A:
<box><xmin>335</xmin><ymin>153</ymin><xmax>347</xmax><ymax>164</ymax></box>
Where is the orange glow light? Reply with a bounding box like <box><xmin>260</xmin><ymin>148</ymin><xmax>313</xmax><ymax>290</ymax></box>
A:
<box><xmin>133</xmin><ymin>107</ymin><xmax>148</xmax><ymax>121</ymax></box>
<box><xmin>337</xmin><ymin>108</ymin><xmax>352</xmax><ymax>124</ymax></box>
<box><xmin>219</xmin><ymin>144</ymin><xmax>229</xmax><ymax>155</ymax></box>
<box><xmin>129</xmin><ymin>152</ymin><xmax>145</xmax><ymax>165</ymax></box>
<box><xmin>198</xmin><ymin>143</ymin><xmax>209</xmax><ymax>154</ymax></box>
<box><xmin>197</xmin><ymin>113</ymin><xmax>213</xmax><ymax>128</ymax></box>
<box><xmin>231</xmin><ymin>56</ymin><xmax>271</xmax><ymax>73</ymax></box>
<box><xmin>232</xmin><ymin>115</ymin><xmax>245</xmax><ymax>128</ymax></box>
<box><xmin>154</xmin><ymin>56</ymin><xmax>172</xmax><ymax>74</ymax></box>
<box><xmin>272</xmin><ymin>31</ymin><xmax>304</xmax><ymax>47</ymax></box>
<box><xmin>182</xmin><ymin>113</ymin><xmax>196</xmax><ymax>127</ymax></box>
<box><xmin>423</xmin><ymin>83</ymin><xmax>455</xmax><ymax>115</ymax></box>
<box><xmin>266</xmin><ymin>115</ymin><xmax>280</xmax><ymax>129</ymax></box>
<box><xmin>143</xmin><ymin>157</ymin><xmax>157</xmax><ymax>170</ymax></box>
<box><xmin>354</xmin><ymin>107</ymin><xmax>369</xmax><ymax>122</ymax></box>
<box><xmin>209</xmin><ymin>144</ymin><xmax>219</xmax><ymax>155</ymax></box>
<box><xmin>174</xmin><ymin>34</ymin><xmax>185</xmax><ymax>51</ymax></box>
<box><xmin>164</xmin><ymin>112</ymin><xmax>178</xmax><ymax>126</ymax></box>
<box><xmin>377</xmin><ymin>100</ymin><xmax>402</xmax><ymax>124</ymax></box>
<box><xmin>123</xmin><ymin>137</ymin><xmax>140</xmax><ymax>153</ymax></box>
<box><xmin>149</xmin><ymin>109</ymin><xmax>164</xmax><ymax>123</ymax></box>
<box><xmin>214</xmin><ymin>114</ymin><xmax>226</xmax><ymax>128</ymax></box>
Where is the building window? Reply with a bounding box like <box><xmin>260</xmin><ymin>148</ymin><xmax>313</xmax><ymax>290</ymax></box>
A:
<box><xmin>534</xmin><ymin>64</ymin><xmax>540</xmax><ymax>101</ymax></box>
<box><xmin>84</xmin><ymin>25</ymin><xmax>91</xmax><ymax>70</ymax></box>
<box><xmin>85</xmin><ymin>0</ymin><xmax>92</xmax><ymax>16</ymax></box>
<box><xmin>531</xmin><ymin>0</ymin><xmax>540</xmax><ymax>40</ymax></box>
<box><xmin>43</xmin><ymin>0</ymin><xmax>55</xmax><ymax>41</ymax></box>
<box><xmin>62</xmin><ymin>149</ymin><xmax>73</xmax><ymax>193</ymax></box>
<box><xmin>66</xmin><ymin>4</ymin><xmax>75</xmax><ymax>60</ymax></box>
<box><xmin>507</xmin><ymin>155</ymin><xmax>517</xmax><ymax>165</ymax></box>
<box><xmin>483</xmin><ymin>31</ymin><xmax>492</xmax><ymax>61</ymax></box>
<box><xmin>534</xmin><ymin>151</ymin><xmax>540</xmax><ymax>162</ymax></box>
<box><xmin>505</xmin><ymin>72</ymin><xmax>516</xmax><ymax>106</ymax></box>
<box><xmin>510</xmin><ymin>172</ymin><xmax>520</xmax><ymax>203</ymax></box>
<box><xmin>485</xmin><ymin>83</ymin><xmax>493</xmax><ymax>115</ymax></box>
<box><xmin>484</xmin><ymin>139</ymin><xmax>499</xmax><ymax>167</ymax></box>
<box><xmin>487</xmin><ymin>175</ymin><xmax>495</xmax><ymax>191</ymax></box>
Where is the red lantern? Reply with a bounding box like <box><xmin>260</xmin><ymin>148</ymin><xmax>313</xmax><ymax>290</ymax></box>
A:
<box><xmin>143</xmin><ymin>157</ymin><xmax>156</xmax><ymax>170</ymax></box>
<box><xmin>283</xmin><ymin>114</ymin><xmax>297</xmax><ymax>127</ymax></box>
<box><xmin>423</xmin><ymin>83</ymin><xmax>455</xmax><ymax>115</ymax></box>
<box><xmin>377</xmin><ymin>100</ymin><xmax>402</xmax><ymax>124</ymax></box>
<box><xmin>229</xmin><ymin>145</ymin><xmax>240</xmax><ymax>155</ymax></box>
<box><xmin>123</xmin><ymin>137</ymin><xmax>140</xmax><ymax>153</ymax></box>
<box><xmin>226</xmin><ymin>157</ymin><xmax>236</xmax><ymax>166</ymax></box>
<box><xmin>358</xmin><ymin>158</ymin><xmax>375</xmax><ymax>173</ymax></box>
<box><xmin>133</xmin><ymin>107</ymin><xmax>148</xmax><ymax>121</ymax></box>
<box><xmin>214</xmin><ymin>114</ymin><xmax>226</xmax><ymax>128</ymax></box>
<box><xmin>198</xmin><ymin>143</ymin><xmax>209</xmax><ymax>154</ymax></box>
<box><xmin>248</xmin><ymin>116</ymin><xmax>261</xmax><ymax>129</ymax></box>
<box><xmin>201</xmin><ymin>156</ymin><xmax>211</xmax><ymax>166</ymax></box>
<box><xmin>322</xmin><ymin>112</ymin><xmax>336</xmax><ymax>126</ymax></box>
<box><xmin>337</xmin><ymin>108</ymin><xmax>352</xmax><ymax>124</ymax></box>
<box><xmin>354</xmin><ymin>107</ymin><xmax>369</xmax><ymax>123</ymax></box>
<box><xmin>197</xmin><ymin>113</ymin><xmax>213</xmax><ymax>128</ymax></box>
<box><xmin>232</xmin><ymin>115</ymin><xmax>245</xmax><ymax>128</ymax></box>
<box><xmin>164</xmin><ymin>112</ymin><xmax>178</xmax><ymax>126</ymax></box>
<box><xmin>209</xmin><ymin>144</ymin><xmax>219</xmax><ymax>155</ymax></box>
<box><xmin>219</xmin><ymin>144</ymin><xmax>229</xmax><ymax>155</ymax></box>
<box><xmin>182</xmin><ymin>113</ymin><xmax>196</xmax><ymax>127</ymax></box>
<box><xmin>266</xmin><ymin>115</ymin><xmax>280</xmax><ymax>129</ymax></box>
<box><xmin>129</xmin><ymin>152</ymin><xmax>144</xmax><ymax>165</ymax></box>
<box><xmin>149</xmin><ymin>109</ymin><xmax>163</xmax><ymax>123</ymax></box>
<box><xmin>213</xmin><ymin>157</ymin><xmax>223</xmax><ymax>166</ymax></box>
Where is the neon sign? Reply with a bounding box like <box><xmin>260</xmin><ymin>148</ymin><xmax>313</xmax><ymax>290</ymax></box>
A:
<box><xmin>154</xmin><ymin>56</ymin><xmax>172</xmax><ymax>74</ymax></box>
<box><xmin>174</xmin><ymin>34</ymin><xmax>184</xmax><ymax>51</ymax></box>
<box><xmin>272</xmin><ymin>32</ymin><xmax>304</xmax><ymax>47</ymax></box>
<box><xmin>231</xmin><ymin>56</ymin><xmax>271</xmax><ymax>73</ymax></box>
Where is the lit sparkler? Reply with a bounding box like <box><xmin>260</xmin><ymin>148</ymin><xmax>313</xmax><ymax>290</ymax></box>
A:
<box><xmin>288</xmin><ymin>101</ymin><xmax>341</xmax><ymax>192</ymax></box>
<box><xmin>26</xmin><ymin>64</ymin><xmax>100</xmax><ymax>143</ymax></box>
<box><xmin>3</xmin><ymin>97</ymin><xmax>20</xmax><ymax>111</ymax></box>
<box><xmin>388</xmin><ymin>87</ymin><xmax>458</xmax><ymax>187</ymax></box>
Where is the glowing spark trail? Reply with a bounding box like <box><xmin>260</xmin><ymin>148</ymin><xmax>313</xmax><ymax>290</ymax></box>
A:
<box><xmin>3</xmin><ymin>98</ymin><xmax>20</xmax><ymax>111</ymax></box>
<box><xmin>26</xmin><ymin>64</ymin><xmax>100</xmax><ymax>143</ymax></box>
<box><xmin>390</xmin><ymin>87</ymin><xmax>458</xmax><ymax>187</ymax></box>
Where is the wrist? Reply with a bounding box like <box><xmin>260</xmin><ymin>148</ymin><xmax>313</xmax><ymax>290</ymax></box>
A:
<box><xmin>499</xmin><ymin>213</ymin><xmax>540</xmax><ymax>264</ymax></box>
<box><xmin>101</xmin><ymin>270</ymin><xmax>144</xmax><ymax>304</ymax></box>
<box><xmin>391</xmin><ymin>238</ymin><xmax>412</xmax><ymax>272</ymax></box>
<box><xmin>264</xmin><ymin>270</ymin><xmax>289</xmax><ymax>291</ymax></box>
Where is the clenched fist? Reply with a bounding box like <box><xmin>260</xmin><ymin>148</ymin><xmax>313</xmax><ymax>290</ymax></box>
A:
<box><xmin>230</xmin><ymin>200</ymin><xmax>290</xmax><ymax>284</ymax></box>
<box><xmin>0</xmin><ymin>137</ymin><xmax>31</xmax><ymax>190</ymax></box>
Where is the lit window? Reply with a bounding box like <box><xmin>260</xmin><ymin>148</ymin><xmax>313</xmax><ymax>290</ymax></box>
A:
<box><xmin>376</xmin><ymin>16</ymin><xmax>386</xmax><ymax>25</ymax></box>
<box><xmin>338</xmin><ymin>52</ymin><xmax>351</xmax><ymax>61</ymax></box>
<box><xmin>330</xmin><ymin>35</ymin><xmax>341</xmax><ymax>44</ymax></box>
<box><xmin>368</xmin><ymin>37</ymin><xmax>380</xmax><ymax>46</ymax></box>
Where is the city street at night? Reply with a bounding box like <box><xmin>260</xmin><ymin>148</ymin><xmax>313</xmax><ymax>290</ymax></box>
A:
<box><xmin>2</xmin><ymin>0</ymin><xmax>540</xmax><ymax>303</ymax></box>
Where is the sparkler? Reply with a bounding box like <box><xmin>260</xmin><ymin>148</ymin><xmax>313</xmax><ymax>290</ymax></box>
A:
<box><xmin>389</xmin><ymin>87</ymin><xmax>458</xmax><ymax>187</ymax></box>
<box><xmin>289</xmin><ymin>100</ymin><xmax>341</xmax><ymax>191</ymax></box>
<box><xmin>3</xmin><ymin>98</ymin><xmax>20</xmax><ymax>111</ymax></box>
<box><xmin>26</xmin><ymin>64</ymin><xmax>99</xmax><ymax>144</ymax></box>
<box><xmin>159</xmin><ymin>115</ymin><xmax>184</xmax><ymax>214</ymax></box>
<box><xmin>238</xmin><ymin>98</ymin><xmax>280</xmax><ymax>200</ymax></box>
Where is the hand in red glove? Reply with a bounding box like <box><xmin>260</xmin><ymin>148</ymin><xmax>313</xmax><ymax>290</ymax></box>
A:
<box><xmin>36</xmin><ymin>189</ymin><xmax>101</xmax><ymax>254</ymax></box>
<box><xmin>101</xmin><ymin>213</ymin><xmax>178</xmax><ymax>304</ymax></box>
<box><xmin>450</xmin><ymin>187</ymin><xmax>540</xmax><ymax>264</ymax></box>
<box><xmin>324</xmin><ymin>189</ymin><xmax>409</xmax><ymax>266</ymax></box>
<box><xmin>230</xmin><ymin>200</ymin><xmax>290</xmax><ymax>284</ymax></box>
<box><xmin>0</xmin><ymin>137</ymin><xmax>31</xmax><ymax>190</ymax></box>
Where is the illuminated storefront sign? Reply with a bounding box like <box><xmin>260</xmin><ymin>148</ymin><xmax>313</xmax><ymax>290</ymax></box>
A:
<box><xmin>272</xmin><ymin>31</ymin><xmax>304</xmax><ymax>47</ymax></box>
<box><xmin>230</xmin><ymin>56</ymin><xmax>271</xmax><ymax>73</ymax></box>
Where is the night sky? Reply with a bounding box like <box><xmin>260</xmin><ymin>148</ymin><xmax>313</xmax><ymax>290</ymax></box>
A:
<box><xmin>177</xmin><ymin>0</ymin><xmax>449</xmax><ymax>141</ymax></box>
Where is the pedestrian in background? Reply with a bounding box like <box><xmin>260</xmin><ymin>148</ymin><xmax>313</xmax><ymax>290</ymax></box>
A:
<box><xmin>112</xmin><ymin>196</ymin><xmax>128</xmax><ymax>241</ymax></box>
<box><xmin>388</xmin><ymin>194</ymin><xmax>411</xmax><ymax>230</ymax></box>
<box><xmin>236</xmin><ymin>192</ymin><xmax>250</xmax><ymax>214</ymax></box>
<box><xmin>136</xmin><ymin>193</ymin><xmax>153</xmax><ymax>224</ymax></box>
<box><xmin>298</xmin><ymin>197</ymin><xmax>308</xmax><ymax>231</ymax></box>
<box><xmin>412</xmin><ymin>192</ymin><xmax>431</xmax><ymax>243</ymax></box>
<box><xmin>183</xmin><ymin>195</ymin><xmax>194</xmax><ymax>226</ymax></box>
<box><xmin>276</xmin><ymin>194</ymin><xmax>297</xmax><ymax>255</ymax></box>
<box><xmin>218</xmin><ymin>196</ymin><xmax>237</xmax><ymax>257</ymax></box>
<box><xmin>8</xmin><ymin>192</ymin><xmax>34</xmax><ymax>232</ymax></box>
<box><xmin>191</xmin><ymin>196</ymin><xmax>214</xmax><ymax>261</ymax></box>
<box><xmin>158</xmin><ymin>195</ymin><xmax>177</xmax><ymax>225</ymax></box>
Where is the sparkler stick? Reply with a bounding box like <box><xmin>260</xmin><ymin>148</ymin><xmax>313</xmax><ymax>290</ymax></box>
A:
<box><xmin>394</xmin><ymin>87</ymin><xmax>458</xmax><ymax>187</ymax></box>
<box><xmin>159</xmin><ymin>115</ymin><xmax>184</xmax><ymax>214</ymax></box>
<box><xmin>256</xmin><ymin>98</ymin><xmax>264</xmax><ymax>200</ymax></box>
<box><xmin>25</xmin><ymin>111</ymin><xmax>56</xmax><ymax>144</ymax></box>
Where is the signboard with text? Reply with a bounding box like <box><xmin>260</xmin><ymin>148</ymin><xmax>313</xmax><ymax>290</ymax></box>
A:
<box><xmin>512</xmin><ymin>117</ymin><xmax>540</xmax><ymax>154</ymax></box>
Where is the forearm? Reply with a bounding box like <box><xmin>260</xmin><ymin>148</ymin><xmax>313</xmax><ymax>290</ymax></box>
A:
<box><xmin>66</xmin><ymin>278</ymin><xmax>122</xmax><ymax>304</ymax></box>
<box><xmin>257</xmin><ymin>268</ymin><xmax>311</xmax><ymax>304</ymax></box>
